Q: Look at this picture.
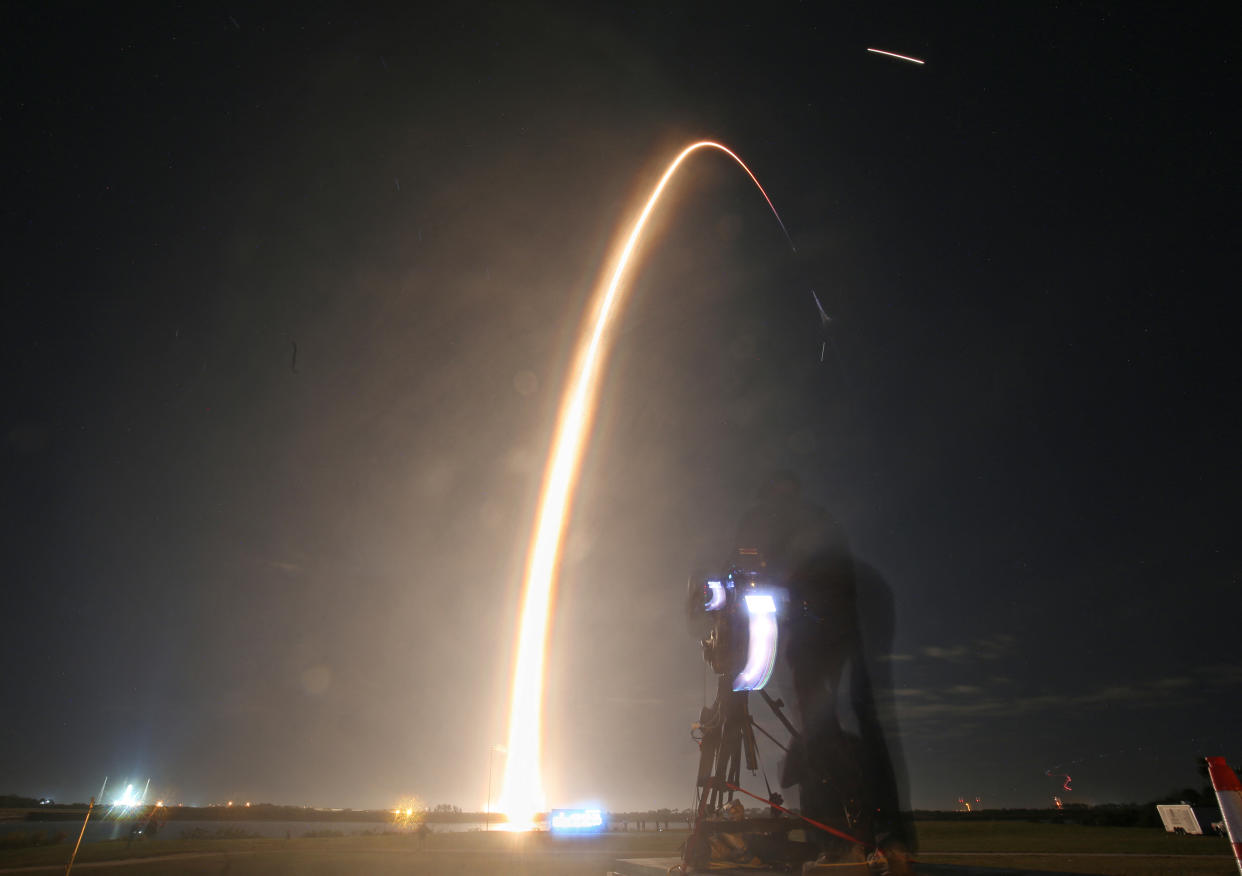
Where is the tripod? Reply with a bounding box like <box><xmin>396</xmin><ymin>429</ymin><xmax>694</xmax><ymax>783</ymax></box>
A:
<box><xmin>683</xmin><ymin>676</ymin><xmax>805</xmax><ymax>870</ymax></box>
<box><xmin>695</xmin><ymin>678</ymin><xmax>757</xmax><ymax>812</ymax></box>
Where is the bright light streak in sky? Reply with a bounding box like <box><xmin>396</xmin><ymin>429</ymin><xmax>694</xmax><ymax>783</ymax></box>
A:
<box><xmin>498</xmin><ymin>141</ymin><xmax>790</xmax><ymax>829</ymax></box>
<box><xmin>867</xmin><ymin>47</ymin><xmax>926</xmax><ymax>65</ymax></box>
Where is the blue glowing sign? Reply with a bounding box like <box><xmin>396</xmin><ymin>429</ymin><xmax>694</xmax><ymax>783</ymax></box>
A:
<box><xmin>549</xmin><ymin>808</ymin><xmax>604</xmax><ymax>833</ymax></box>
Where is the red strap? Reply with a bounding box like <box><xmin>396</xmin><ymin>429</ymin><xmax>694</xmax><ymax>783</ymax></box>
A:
<box><xmin>724</xmin><ymin>782</ymin><xmax>871</xmax><ymax>849</ymax></box>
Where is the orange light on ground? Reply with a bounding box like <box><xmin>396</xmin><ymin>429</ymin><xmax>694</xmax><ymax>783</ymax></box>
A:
<box><xmin>392</xmin><ymin>797</ymin><xmax>425</xmax><ymax>829</ymax></box>
<box><xmin>497</xmin><ymin>141</ymin><xmax>789</xmax><ymax>828</ymax></box>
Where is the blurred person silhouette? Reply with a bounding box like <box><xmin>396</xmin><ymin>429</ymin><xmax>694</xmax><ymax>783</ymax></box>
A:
<box><xmin>733</xmin><ymin>470</ymin><xmax>914</xmax><ymax>871</ymax></box>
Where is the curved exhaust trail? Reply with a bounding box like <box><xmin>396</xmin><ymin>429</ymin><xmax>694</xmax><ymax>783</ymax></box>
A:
<box><xmin>498</xmin><ymin>141</ymin><xmax>791</xmax><ymax>827</ymax></box>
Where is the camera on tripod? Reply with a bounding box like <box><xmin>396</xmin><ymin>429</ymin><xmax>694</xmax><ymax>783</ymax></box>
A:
<box><xmin>679</xmin><ymin>549</ymin><xmax>815</xmax><ymax>872</ymax></box>
<box><xmin>688</xmin><ymin>548</ymin><xmax>788</xmax><ymax>693</ymax></box>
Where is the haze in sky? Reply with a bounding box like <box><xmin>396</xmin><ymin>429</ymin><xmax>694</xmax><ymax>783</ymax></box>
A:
<box><xmin>3</xmin><ymin>3</ymin><xmax>1237</xmax><ymax>813</ymax></box>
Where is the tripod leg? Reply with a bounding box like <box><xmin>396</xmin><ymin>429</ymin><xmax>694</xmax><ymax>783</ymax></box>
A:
<box><xmin>742</xmin><ymin>718</ymin><xmax>759</xmax><ymax>773</ymax></box>
<box><xmin>695</xmin><ymin>707</ymin><xmax>721</xmax><ymax>788</ymax></box>
<box><xmin>759</xmin><ymin>689</ymin><xmax>800</xmax><ymax>739</ymax></box>
<box><xmin>725</xmin><ymin>730</ymin><xmax>740</xmax><ymax>802</ymax></box>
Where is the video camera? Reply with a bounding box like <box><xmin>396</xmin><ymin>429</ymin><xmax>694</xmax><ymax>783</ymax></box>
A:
<box><xmin>687</xmin><ymin>549</ymin><xmax>788</xmax><ymax>693</ymax></box>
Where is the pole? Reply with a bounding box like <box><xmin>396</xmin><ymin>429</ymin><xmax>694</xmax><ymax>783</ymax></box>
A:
<box><xmin>1206</xmin><ymin>757</ymin><xmax>1242</xmax><ymax>876</ymax></box>
<box><xmin>66</xmin><ymin>777</ymin><xmax>106</xmax><ymax>876</ymax></box>
<box><xmin>486</xmin><ymin>747</ymin><xmax>494</xmax><ymax>831</ymax></box>
<box><xmin>485</xmin><ymin>744</ymin><xmax>506</xmax><ymax>830</ymax></box>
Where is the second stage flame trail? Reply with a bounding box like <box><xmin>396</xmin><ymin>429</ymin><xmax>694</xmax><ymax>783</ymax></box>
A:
<box><xmin>498</xmin><ymin>141</ymin><xmax>791</xmax><ymax>829</ymax></box>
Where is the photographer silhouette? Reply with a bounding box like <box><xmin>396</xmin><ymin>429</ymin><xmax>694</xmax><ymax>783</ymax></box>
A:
<box><xmin>734</xmin><ymin>471</ymin><xmax>913</xmax><ymax>869</ymax></box>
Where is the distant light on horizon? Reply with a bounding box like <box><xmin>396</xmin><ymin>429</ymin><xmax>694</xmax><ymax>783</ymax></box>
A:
<box><xmin>549</xmin><ymin>808</ymin><xmax>604</xmax><ymax>833</ymax></box>
<box><xmin>392</xmin><ymin>796</ymin><xmax>425</xmax><ymax>828</ymax></box>
<box><xmin>112</xmin><ymin>782</ymin><xmax>145</xmax><ymax>810</ymax></box>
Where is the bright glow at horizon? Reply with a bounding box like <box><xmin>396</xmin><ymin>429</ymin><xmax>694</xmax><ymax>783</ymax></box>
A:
<box><xmin>550</xmin><ymin>809</ymin><xmax>604</xmax><ymax>832</ymax></box>
<box><xmin>734</xmin><ymin>593</ymin><xmax>779</xmax><ymax>691</ymax></box>
<box><xmin>867</xmin><ymin>47</ymin><xmax>926</xmax><ymax>65</ymax></box>
<box><xmin>111</xmin><ymin>782</ymin><xmax>144</xmax><ymax>811</ymax></box>
<box><xmin>392</xmin><ymin>796</ymin><xmax>425</xmax><ymax>829</ymax></box>
<box><xmin>498</xmin><ymin>141</ymin><xmax>790</xmax><ymax>829</ymax></box>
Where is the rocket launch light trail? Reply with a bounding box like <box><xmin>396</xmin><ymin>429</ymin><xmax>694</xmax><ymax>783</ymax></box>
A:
<box><xmin>497</xmin><ymin>141</ymin><xmax>791</xmax><ymax>829</ymax></box>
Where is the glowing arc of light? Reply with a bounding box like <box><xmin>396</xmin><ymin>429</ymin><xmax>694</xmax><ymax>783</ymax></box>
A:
<box><xmin>733</xmin><ymin>593</ymin><xmax>779</xmax><ymax>692</ymax></box>
<box><xmin>867</xmin><ymin>47</ymin><xmax>926</xmax><ymax>65</ymax></box>
<box><xmin>497</xmin><ymin>141</ymin><xmax>790</xmax><ymax>828</ymax></box>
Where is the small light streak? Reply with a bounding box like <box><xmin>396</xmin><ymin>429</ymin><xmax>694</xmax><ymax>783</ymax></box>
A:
<box><xmin>1046</xmin><ymin>769</ymin><xmax>1072</xmax><ymax>792</ymax></box>
<box><xmin>498</xmin><ymin>140</ymin><xmax>791</xmax><ymax>829</ymax></box>
<box><xmin>867</xmin><ymin>47</ymin><xmax>925</xmax><ymax>65</ymax></box>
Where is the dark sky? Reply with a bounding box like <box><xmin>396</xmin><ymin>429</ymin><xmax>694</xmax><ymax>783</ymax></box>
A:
<box><xmin>4</xmin><ymin>3</ymin><xmax>1238</xmax><ymax>812</ymax></box>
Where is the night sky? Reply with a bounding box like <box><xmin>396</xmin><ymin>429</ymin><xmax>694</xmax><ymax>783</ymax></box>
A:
<box><xmin>4</xmin><ymin>3</ymin><xmax>1238</xmax><ymax>813</ymax></box>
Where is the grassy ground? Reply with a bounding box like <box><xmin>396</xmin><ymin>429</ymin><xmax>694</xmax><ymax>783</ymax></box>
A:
<box><xmin>922</xmin><ymin>855</ymin><xmax>1235</xmax><ymax>875</ymax></box>
<box><xmin>0</xmin><ymin>822</ymin><xmax>1233</xmax><ymax>874</ymax></box>
<box><xmin>916</xmin><ymin>821</ymin><xmax>1235</xmax><ymax>876</ymax></box>
<box><xmin>915</xmin><ymin>821</ymin><xmax>1231</xmax><ymax>855</ymax></box>
<box><xmin>0</xmin><ymin>832</ymin><xmax>683</xmax><ymax>874</ymax></box>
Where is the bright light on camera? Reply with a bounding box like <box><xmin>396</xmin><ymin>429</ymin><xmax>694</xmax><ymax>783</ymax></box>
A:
<box><xmin>744</xmin><ymin>593</ymin><xmax>776</xmax><ymax>614</ymax></box>
<box><xmin>733</xmin><ymin>593</ymin><xmax>779</xmax><ymax>691</ymax></box>
<box><xmin>705</xmin><ymin>580</ymin><xmax>726</xmax><ymax>611</ymax></box>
